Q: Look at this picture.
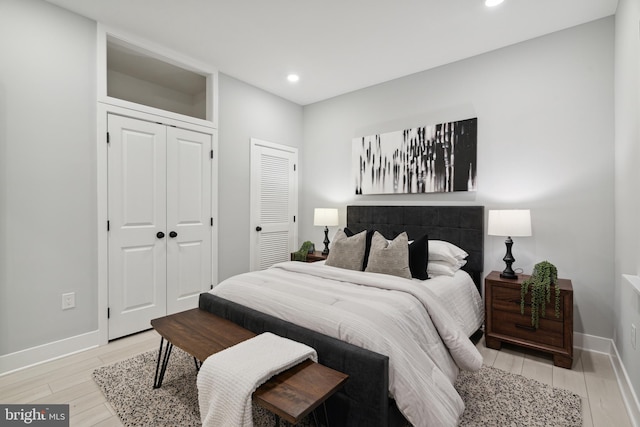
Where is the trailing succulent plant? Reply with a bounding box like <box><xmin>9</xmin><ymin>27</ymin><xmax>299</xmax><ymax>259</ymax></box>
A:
<box><xmin>520</xmin><ymin>261</ymin><xmax>560</xmax><ymax>328</ymax></box>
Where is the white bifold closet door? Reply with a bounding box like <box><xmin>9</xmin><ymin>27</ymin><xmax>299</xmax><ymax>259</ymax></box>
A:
<box><xmin>107</xmin><ymin>114</ymin><xmax>211</xmax><ymax>340</ymax></box>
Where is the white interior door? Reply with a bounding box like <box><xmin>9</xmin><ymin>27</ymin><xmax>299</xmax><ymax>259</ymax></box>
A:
<box><xmin>166</xmin><ymin>127</ymin><xmax>212</xmax><ymax>314</ymax></box>
<box><xmin>250</xmin><ymin>139</ymin><xmax>298</xmax><ymax>271</ymax></box>
<box><xmin>107</xmin><ymin>114</ymin><xmax>167</xmax><ymax>339</ymax></box>
<box><xmin>108</xmin><ymin>114</ymin><xmax>213</xmax><ymax>339</ymax></box>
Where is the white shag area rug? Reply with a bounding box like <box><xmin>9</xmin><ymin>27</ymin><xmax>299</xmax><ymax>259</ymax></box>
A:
<box><xmin>92</xmin><ymin>348</ymin><xmax>581</xmax><ymax>426</ymax></box>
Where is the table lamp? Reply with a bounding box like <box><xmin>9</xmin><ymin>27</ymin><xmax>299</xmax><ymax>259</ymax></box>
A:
<box><xmin>314</xmin><ymin>208</ymin><xmax>339</xmax><ymax>255</ymax></box>
<box><xmin>488</xmin><ymin>209</ymin><xmax>532</xmax><ymax>279</ymax></box>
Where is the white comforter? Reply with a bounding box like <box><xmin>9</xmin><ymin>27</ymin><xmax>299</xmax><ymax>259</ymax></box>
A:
<box><xmin>416</xmin><ymin>268</ymin><xmax>484</xmax><ymax>338</ymax></box>
<box><xmin>209</xmin><ymin>261</ymin><xmax>483</xmax><ymax>427</ymax></box>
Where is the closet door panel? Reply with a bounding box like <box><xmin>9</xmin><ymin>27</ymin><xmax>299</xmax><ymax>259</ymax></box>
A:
<box><xmin>166</xmin><ymin>127</ymin><xmax>212</xmax><ymax>314</ymax></box>
<box><xmin>107</xmin><ymin>115</ymin><xmax>167</xmax><ymax>340</ymax></box>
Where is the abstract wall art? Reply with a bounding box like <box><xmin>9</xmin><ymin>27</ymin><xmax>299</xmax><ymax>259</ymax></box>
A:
<box><xmin>353</xmin><ymin>117</ymin><xmax>477</xmax><ymax>195</ymax></box>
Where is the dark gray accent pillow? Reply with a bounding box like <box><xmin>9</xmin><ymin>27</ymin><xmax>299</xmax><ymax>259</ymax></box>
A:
<box><xmin>408</xmin><ymin>234</ymin><xmax>429</xmax><ymax>280</ymax></box>
<box><xmin>325</xmin><ymin>229</ymin><xmax>367</xmax><ymax>271</ymax></box>
<box><xmin>365</xmin><ymin>231</ymin><xmax>412</xmax><ymax>279</ymax></box>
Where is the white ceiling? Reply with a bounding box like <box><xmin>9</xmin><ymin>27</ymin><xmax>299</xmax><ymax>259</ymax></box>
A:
<box><xmin>46</xmin><ymin>0</ymin><xmax>618</xmax><ymax>106</ymax></box>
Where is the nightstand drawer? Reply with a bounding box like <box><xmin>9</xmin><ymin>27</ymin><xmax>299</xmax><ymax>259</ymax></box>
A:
<box><xmin>493</xmin><ymin>286</ymin><xmax>563</xmax><ymax>322</ymax></box>
<box><xmin>492</xmin><ymin>310</ymin><xmax>564</xmax><ymax>348</ymax></box>
<box><xmin>492</xmin><ymin>285</ymin><xmax>563</xmax><ymax>319</ymax></box>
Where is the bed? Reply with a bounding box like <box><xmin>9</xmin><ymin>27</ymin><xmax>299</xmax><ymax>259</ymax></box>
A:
<box><xmin>198</xmin><ymin>205</ymin><xmax>484</xmax><ymax>426</ymax></box>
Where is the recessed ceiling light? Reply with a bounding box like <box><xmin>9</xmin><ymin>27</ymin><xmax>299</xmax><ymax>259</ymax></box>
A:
<box><xmin>485</xmin><ymin>0</ymin><xmax>504</xmax><ymax>7</ymax></box>
<box><xmin>287</xmin><ymin>74</ymin><xmax>300</xmax><ymax>83</ymax></box>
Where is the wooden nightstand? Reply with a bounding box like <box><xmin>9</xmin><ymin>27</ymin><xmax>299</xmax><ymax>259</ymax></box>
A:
<box><xmin>484</xmin><ymin>270</ymin><xmax>574</xmax><ymax>368</ymax></box>
<box><xmin>290</xmin><ymin>251</ymin><xmax>327</xmax><ymax>263</ymax></box>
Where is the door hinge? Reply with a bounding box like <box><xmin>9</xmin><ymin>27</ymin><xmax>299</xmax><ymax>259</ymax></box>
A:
<box><xmin>107</xmin><ymin>220</ymin><xmax>110</xmax><ymax>231</ymax></box>
<box><xmin>106</xmin><ymin>132</ymin><xmax>110</xmax><ymax>144</ymax></box>
<box><xmin>107</xmin><ymin>307</ymin><xmax>110</xmax><ymax>319</ymax></box>
<box><xmin>210</xmin><ymin>284</ymin><xmax>213</xmax><ymax>290</ymax></box>
<box><xmin>293</xmin><ymin>215</ymin><xmax>296</xmax><ymax>223</ymax></box>
<box><xmin>210</xmin><ymin>150</ymin><xmax>214</xmax><ymax>159</ymax></box>
<box><xmin>293</xmin><ymin>164</ymin><xmax>296</xmax><ymax>171</ymax></box>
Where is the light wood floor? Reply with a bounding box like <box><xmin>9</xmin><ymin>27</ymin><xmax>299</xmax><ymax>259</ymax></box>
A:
<box><xmin>477</xmin><ymin>336</ymin><xmax>633</xmax><ymax>427</ymax></box>
<box><xmin>0</xmin><ymin>330</ymin><xmax>634</xmax><ymax>426</ymax></box>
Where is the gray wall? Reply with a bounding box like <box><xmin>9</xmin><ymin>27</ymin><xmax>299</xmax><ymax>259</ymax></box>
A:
<box><xmin>614</xmin><ymin>0</ymin><xmax>640</xmax><ymax>404</ymax></box>
<box><xmin>0</xmin><ymin>0</ymin><xmax>303</xmax><ymax>357</ymax></box>
<box><xmin>217</xmin><ymin>74</ymin><xmax>303</xmax><ymax>281</ymax></box>
<box><xmin>300</xmin><ymin>18</ymin><xmax>615</xmax><ymax>339</ymax></box>
<box><xmin>0</xmin><ymin>0</ymin><xmax>97</xmax><ymax>354</ymax></box>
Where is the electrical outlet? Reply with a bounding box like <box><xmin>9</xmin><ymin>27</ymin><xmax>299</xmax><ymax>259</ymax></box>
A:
<box><xmin>632</xmin><ymin>324</ymin><xmax>637</xmax><ymax>350</ymax></box>
<box><xmin>62</xmin><ymin>292</ymin><xmax>75</xmax><ymax>310</ymax></box>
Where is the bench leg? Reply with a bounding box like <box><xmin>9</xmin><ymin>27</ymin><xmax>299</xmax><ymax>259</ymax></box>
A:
<box><xmin>273</xmin><ymin>406</ymin><xmax>329</xmax><ymax>427</ymax></box>
<box><xmin>153</xmin><ymin>337</ymin><xmax>173</xmax><ymax>389</ymax></box>
<box><xmin>270</xmin><ymin>402</ymin><xmax>330</xmax><ymax>426</ymax></box>
<box><xmin>311</xmin><ymin>402</ymin><xmax>330</xmax><ymax>427</ymax></box>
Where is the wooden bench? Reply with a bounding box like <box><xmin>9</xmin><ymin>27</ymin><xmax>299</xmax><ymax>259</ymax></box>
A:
<box><xmin>151</xmin><ymin>308</ymin><xmax>348</xmax><ymax>425</ymax></box>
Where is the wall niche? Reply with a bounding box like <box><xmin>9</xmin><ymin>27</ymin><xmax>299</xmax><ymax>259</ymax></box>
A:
<box><xmin>106</xmin><ymin>35</ymin><xmax>210</xmax><ymax>121</ymax></box>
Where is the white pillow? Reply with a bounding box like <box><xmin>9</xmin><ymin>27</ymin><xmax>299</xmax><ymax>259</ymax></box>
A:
<box><xmin>428</xmin><ymin>240</ymin><xmax>468</xmax><ymax>265</ymax></box>
<box><xmin>427</xmin><ymin>260</ymin><xmax>464</xmax><ymax>277</ymax></box>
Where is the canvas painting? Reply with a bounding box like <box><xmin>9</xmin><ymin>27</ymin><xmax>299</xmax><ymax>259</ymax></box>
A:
<box><xmin>353</xmin><ymin>118</ymin><xmax>477</xmax><ymax>195</ymax></box>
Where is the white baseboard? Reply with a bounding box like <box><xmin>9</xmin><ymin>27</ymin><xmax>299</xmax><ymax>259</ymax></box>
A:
<box><xmin>575</xmin><ymin>332</ymin><xmax>640</xmax><ymax>427</ymax></box>
<box><xmin>0</xmin><ymin>330</ymin><xmax>100</xmax><ymax>376</ymax></box>
<box><xmin>610</xmin><ymin>339</ymin><xmax>640</xmax><ymax>427</ymax></box>
<box><xmin>574</xmin><ymin>331</ymin><xmax>613</xmax><ymax>354</ymax></box>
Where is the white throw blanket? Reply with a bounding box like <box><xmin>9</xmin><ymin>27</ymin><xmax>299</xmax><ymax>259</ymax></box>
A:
<box><xmin>197</xmin><ymin>332</ymin><xmax>318</xmax><ymax>427</ymax></box>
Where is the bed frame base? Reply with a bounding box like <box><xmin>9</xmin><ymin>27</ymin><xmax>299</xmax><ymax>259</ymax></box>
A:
<box><xmin>198</xmin><ymin>293</ymin><xmax>404</xmax><ymax>427</ymax></box>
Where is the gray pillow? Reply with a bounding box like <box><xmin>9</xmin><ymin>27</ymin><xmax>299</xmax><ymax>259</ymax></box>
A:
<box><xmin>364</xmin><ymin>231</ymin><xmax>412</xmax><ymax>279</ymax></box>
<box><xmin>325</xmin><ymin>229</ymin><xmax>367</xmax><ymax>271</ymax></box>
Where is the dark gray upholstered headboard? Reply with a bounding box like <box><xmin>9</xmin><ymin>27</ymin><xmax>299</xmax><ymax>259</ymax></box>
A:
<box><xmin>346</xmin><ymin>205</ymin><xmax>484</xmax><ymax>290</ymax></box>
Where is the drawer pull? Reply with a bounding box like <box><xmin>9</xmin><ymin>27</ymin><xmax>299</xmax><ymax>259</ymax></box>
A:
<box><xmin>511</xmin><ymin>299</ymin><xmax>531</xmax><ymax>307</ymax></box>
<box><xmin>515</xmin><ymin>323</ymin><xmax>537</xmax><ymax>331</ymax></box>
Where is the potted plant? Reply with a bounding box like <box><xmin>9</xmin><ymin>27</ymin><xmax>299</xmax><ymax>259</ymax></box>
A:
<box><xmin>520</xmin><ymin>261</ymin><xmax>560</xmax><ymax>328</ymax></box>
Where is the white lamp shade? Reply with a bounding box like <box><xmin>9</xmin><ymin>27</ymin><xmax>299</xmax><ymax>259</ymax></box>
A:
<box><xmin>314</xmin><ymin>208</ymin><xmax>339</xmax><ymax>227</ymax></box>
<box><xmin>488</xmin><ymin>209</ymin><xmax>532</xmax><ymax>237</ymax></box>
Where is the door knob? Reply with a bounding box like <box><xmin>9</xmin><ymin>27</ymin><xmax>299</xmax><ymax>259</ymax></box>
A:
<box><xmin>169</xmin><ymin>231</ymin><xmax>178</xmax><ymax>238</ymax></box>
<box><xmin>156</xmin><ymin>231</ymin><xmax>165</xmax><ymax>239</ymax></box>
<box><xmin>256</xmin><ymin>226</ymin><xmax>262</xmax><ymax>232</ymax></box>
